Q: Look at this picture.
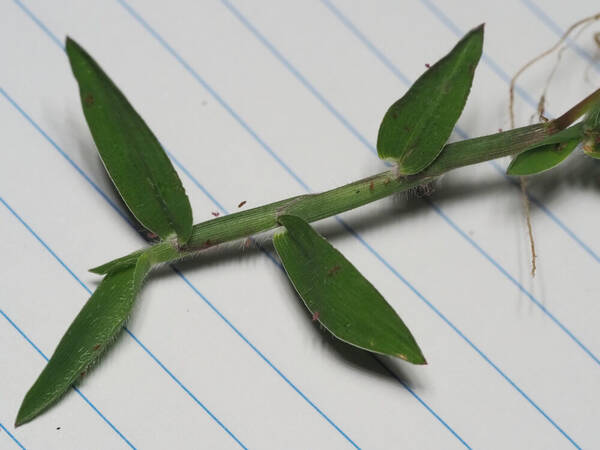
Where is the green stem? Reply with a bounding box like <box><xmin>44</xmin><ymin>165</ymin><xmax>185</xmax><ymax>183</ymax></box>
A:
<box><xmin>93</xmin><ymin>93</ymin><xmax>595</xmax><ymax>274</ymax></box>
<box><xmin>179</xmin><ymin>124</ymin><xmax>554</xmax><ymax>253</ymax></box>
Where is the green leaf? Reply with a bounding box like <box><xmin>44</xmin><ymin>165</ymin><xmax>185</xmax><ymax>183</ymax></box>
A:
<box><xmin>506</xmin><ymin>122</ymin><xmax>583</xmax><ymax>175</ymax></box>
<box><xmin>377</xmin><ymin>24</ymin><xmax>484</xmax><ymax>175</ymax></box>
<box><xmin>273</xmin><ymin>215</ymin><xmax>426</xmax><ymax>363</ymax></box>
<box><xmin>66</xmin><ymin>37</ymin><xmax>193</xmax><ymax>245</ymax></box>
<box><xmin>507</xmin><ymin>139</ymin><xmax>579</xmax><ymax>175</ymax></box>
<box><xmin>15</xmin><ymin>254</ymin><xmax>151</xmax><ymax>426</ymax></box>
<box><xmin>89</xmin><ymin>250</ymin><xmax>145</xmax><ymax>275</ymax></box>
<box><xmin>583</xmin><ymin>100</ymin><xmax>600</xmax><ymax>157</ymax></box>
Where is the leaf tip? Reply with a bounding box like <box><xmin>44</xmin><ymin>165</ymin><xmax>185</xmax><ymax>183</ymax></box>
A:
<box><xmin>64</xmin><ymin>35</ymin><xmax>80</xmax><ymax>57</ymax></box>
<box><xmin>413</xmin><ymin>354</ymin><xmax>428</xmax><ymax>365</ymax></box>
<box><xmin>505</xmin><ymin>159</ymin><xmax>521</xmax><ymax>176</ymax></box>
<box><xmin>15</xmin><ymin>397</ymin><xmax>36</xmax><ymax>428</ymax></box>
<box><xmin>396</xmin><ymin>347</ymin><xmax>427</xmax><ymax>365</ymax></box>
<box><xmin>466</xmin><ymin>23</ymin><xmax>485</xmax><ymax>42</ymax></box>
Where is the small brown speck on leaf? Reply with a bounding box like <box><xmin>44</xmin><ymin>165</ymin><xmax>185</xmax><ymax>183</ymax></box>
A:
<box><xmin>498</xmin><ymin>128</ymin><xmax>503</xmax><ymax>133</ymax></box>
<box><xmin>238</xmin><ymin>200</ymin><xmax>247</xmax><ymax>208</ymax></box>
<box><xmin>211</xmin><ymin>211</ymin><xmax>220</xmax><ymax>217</ymax></box>
<box><xmin>425</xmin><ymin>63</ymin><xmax>431</xmax><ymax>68</ymax></box>
<box><xmin>392</xmin><ymin>111</ymin><xmax>398</xmax><ymax>119</ymax></box>
<box><xmin>312</xmin><ymin>311</ymin><xmax>320</xmax><ymax>321</ymax></box>
<box><xmin>83</xmin><ymin>94</ymin><xmax>94</xmax><ymax>106</ymax></box>
<box><xmin>93</xmin><ymin>344</ymin><xmax>100</xmax><ymax>351</ymax></box>
<box><xmin>327</xmin><ymin>265</ymin><xmax>341</xmax><ymax>276</ymax></box>
<box><xmin>200</xmin><ymin>239</ymin><xmax>213</xmax><ymax>250</ymax></box>
<box><xmin>369</xmin><ymin>181</ymin><xmax>374</xmax><ymax>192</ymax></box>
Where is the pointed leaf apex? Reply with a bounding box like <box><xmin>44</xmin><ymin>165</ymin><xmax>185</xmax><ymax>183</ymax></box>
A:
<box><xmin>274</xmin><ymin>215</ymin><xmax>426</xmax><ymax>362</ymax></box>
<box><xmin>377</xmin><ymin>23</ymin><xmax>484</xmax><ymax>175</ymax></box>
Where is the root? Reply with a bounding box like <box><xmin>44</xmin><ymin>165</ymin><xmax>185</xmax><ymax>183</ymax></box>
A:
<box><xmin>520</xmin><ymin>177</ymin><xmax>537</xmax><ymax>277</ymax></box>
<box><xmin>509</xmin><ymin>11</ymin><xmax>600</xmax><ymax>128</ymax></box>
<box><xmin>508</xmin><ymin>12</ymin><xmax>600</xmax><ymax>277</ymax></box>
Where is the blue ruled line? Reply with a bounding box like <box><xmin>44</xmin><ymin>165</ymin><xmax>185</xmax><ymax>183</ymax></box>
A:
<box><xmin>520</xmin><ymin>0</ymin><xmax>600</xmax><ymax>71</ymax></box>
<box><xmin>419</xmin><ymin>0</ymin><xmax>539</xmax><ymax>108</ymax></box>
<box><xmin>0</xmin><ymin>421</ymin><xmax>26</xmax><ymax>450</ymax></box>
<box><xmin>370</xmin><ymin>357</ymin><xmax>471</xmax><ymax>449</ymax></box>
<box><xmin>0</xmin><ymin>306</ymin><xmax>135</xmax><ymax>449</ymax></box>
<box><xmin>340</xmin><ymin>219</ymin><xmax>581</xmax><ymax>450</ymax></box>
<box><xmin>12</xmin><ymin>0</ymin><xmax>63</xmax><ymax>49</ymax></box>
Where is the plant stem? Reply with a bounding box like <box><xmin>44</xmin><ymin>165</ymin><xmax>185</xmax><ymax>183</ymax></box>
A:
<box><xmin>96</xmin><ymin>88</ymin><xmax>600</xmax><ymax>273</ymax></box>
<box><xmin>145</xmin><ymin>124</ymin><xmax>556</xmax><ymax>266</ymax></box>
<box><xmin>178</xmin><ymin>124</ymin><xmax>551</xmax><ymax>254</ymax></box>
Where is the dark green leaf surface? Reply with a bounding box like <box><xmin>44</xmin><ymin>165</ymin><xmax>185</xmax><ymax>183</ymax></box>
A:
<box><xmin>16</xmin><ymin>254</ymin><xmax>151</xmax><ymax>426</ymax></box>
<box><xmin>66</xmin><ymin>37</ymin><xmax>193</xmax><ymax>244</ymax></box>
<box><xmin>377</xmin><ymin>25</ymin><xmax>484</xmax><ymax>175</ymax></box>
<box><xmin>507</xmin><ymin>140</ymin><xmax>579</xmax><ymax>175</ymax></box>
<box><xmin>273</xmin><ymin>215</ymin><xmax>426</xmax><ymax>363</ymax></box>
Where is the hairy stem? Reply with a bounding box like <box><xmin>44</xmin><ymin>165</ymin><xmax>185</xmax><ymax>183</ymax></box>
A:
<box><xmin>96</xmin><ymin>94</ymin><xmax>597</xmax><ymax>273</ymax></box>
<box><xmin>180</xmin><ymin>124</ymin><xmax>552</xmax><ymax>255</ymax></box>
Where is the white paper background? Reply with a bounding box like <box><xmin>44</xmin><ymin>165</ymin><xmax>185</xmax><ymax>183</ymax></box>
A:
<box><xmin>1</xmin><ymin>1</ymin><xmax>599</xmax><ymax>448</ymax></box>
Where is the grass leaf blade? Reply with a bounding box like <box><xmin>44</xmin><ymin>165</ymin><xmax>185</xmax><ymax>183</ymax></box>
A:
<box><xmin>273</xmin><ymin>215</ymin><xmax>426</xmax><ymax>363</ymax></box>
<box><xmin>66</xmin><ymin>37</ymin><xmax>193</xmax><ymax>244</ymax></box>
<box><xmin>15</xmin><ymin>254</ymin><xmax>151</xmax><ymax>426</ymax></box>
<box><xmin>377</xmin><ymin>24</ymin><xmax>484</xmax><ymax>175</ymax></box>
<box><xmin>507</xmin><ymin>139</ymin><xmax>579</xmax><ymax>175</ymax></box>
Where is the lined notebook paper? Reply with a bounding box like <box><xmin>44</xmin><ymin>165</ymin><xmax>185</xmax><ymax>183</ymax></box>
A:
<box><xmin>1</xmin><ymin>1</ymin><xmax>599</xmax><ymax>448</ymax></box>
